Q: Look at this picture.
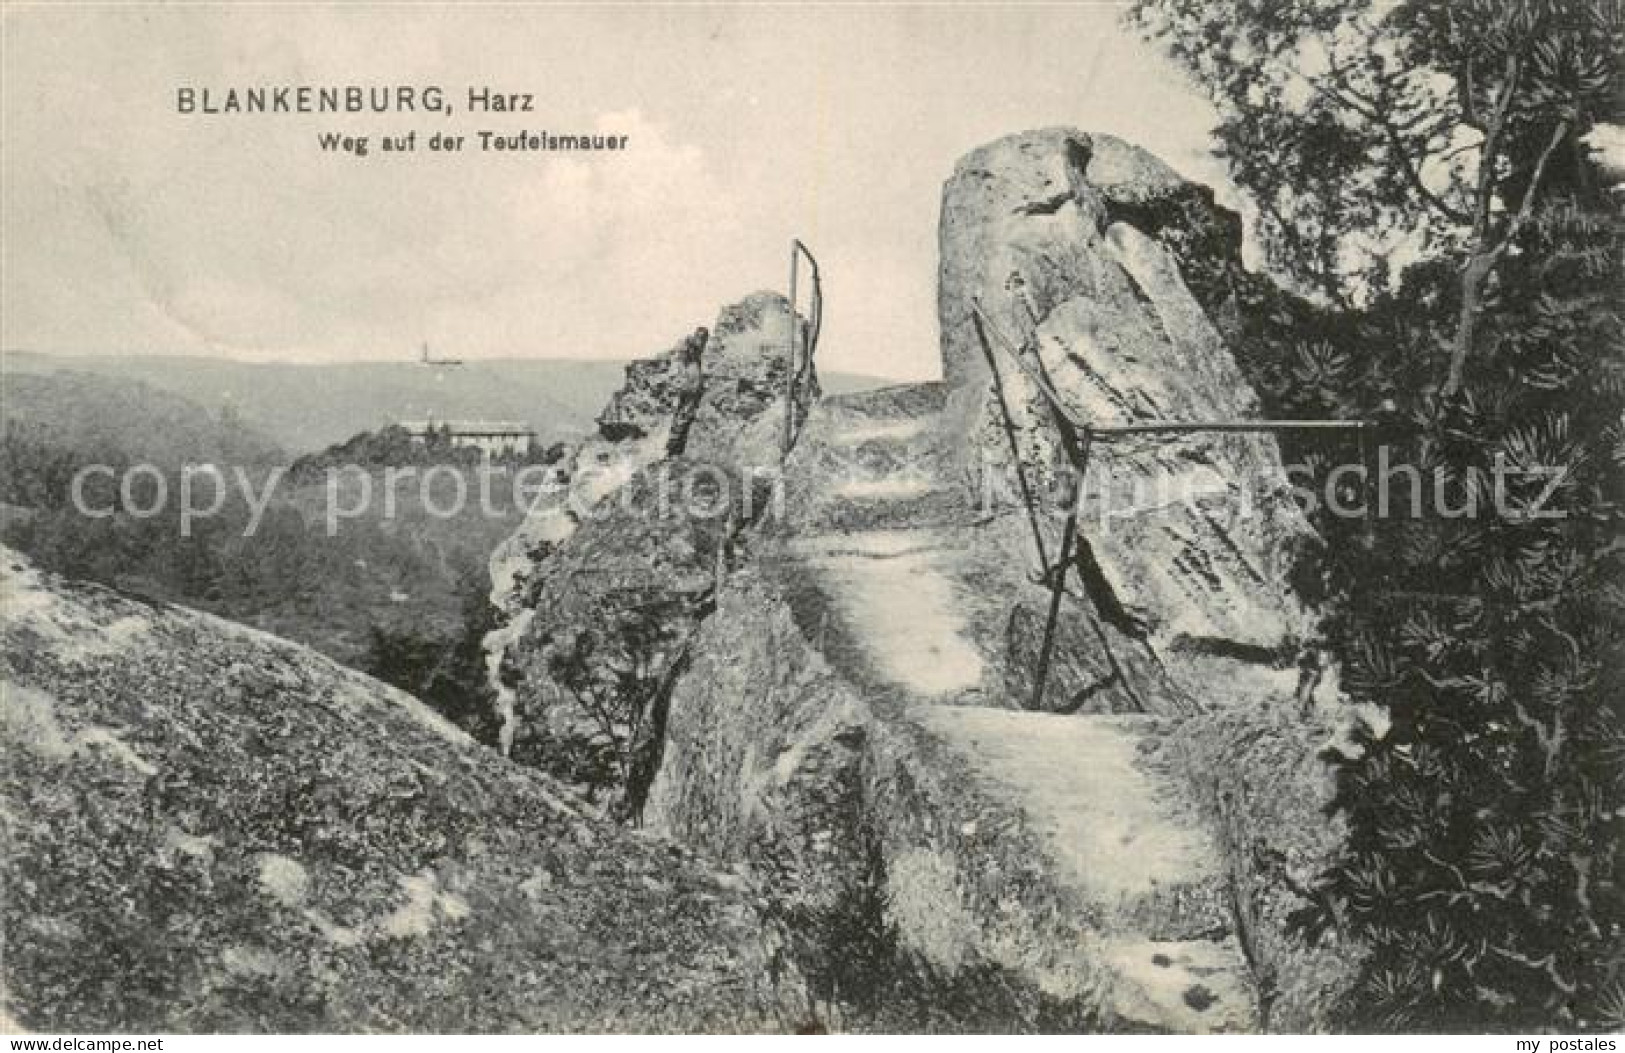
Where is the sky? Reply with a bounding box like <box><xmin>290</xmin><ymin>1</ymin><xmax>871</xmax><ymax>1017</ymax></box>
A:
<box><xmin>1</xmin><ymin>3</ymin><xmax>1228</xmax><ymax>381</ymax></box>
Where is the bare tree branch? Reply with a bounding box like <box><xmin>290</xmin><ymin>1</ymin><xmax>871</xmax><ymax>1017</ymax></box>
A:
<box><xmin>1489</xmin><ymin>117</ymin><xmax>1573</xmax><ymax>262</ymax></box>
<box><xmin>1443</xmin><ymin>112</ymin><xmax>1569</xmax><ymax>396</ymax></box>
<box><xmin>1489</xmin><ymin>946</ymin><xmax>1578</xmax><ymax>995</ymax></box>
<box><xmin>1461</xmin><ymin>54</ymin><xmax>1481</xmax><ymax>128</ymax></box>
<box><xmin>1469</xmin><ymin>54</ymin><xmax>1524</xmax><ymax>249</ymax></box>
<box><xmin>1441</xmin><ymin>54</ymin><xmax>1526</xmax><ymax>398</ymax></box>
<box><xmin>1308</xmin><ymin>63</ymin><xmax>1473</xmax><ymax>225</ymax></box>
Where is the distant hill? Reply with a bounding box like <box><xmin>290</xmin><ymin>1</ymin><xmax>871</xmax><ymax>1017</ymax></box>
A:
<box><xmin>3</xmin><ymin>351</ymin><xmax>896</xmax><ymax>455</ymax></box>
<box><xmin>0</xmin><ymin>371</ymin><xmax>516</xmax><ymax>678</ymax></box>
<box><xmin>817</xmin><ymin>369</ymin><xmax>897</xmax><ymax>397</ymax></box>
<box><xmin>2</xmin><ymin>352</ymin><xmax>626</xmax><ymax>455</ymax></box>
<box><xmin>0</xmin><ymin>354</ymin><xmax>895</xmax><ymax>682</ymax></box>
<box><xmin>0</xmin><ymin>371</ymin><xmax>285</xmax><ymax>468</ymax></box>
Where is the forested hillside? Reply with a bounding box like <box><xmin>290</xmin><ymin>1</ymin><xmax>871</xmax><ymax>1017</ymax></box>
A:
<box><xmin>0</xmin><ymin>387</ymin><xmax>525</xmax><ymax>743</ymax></box>
<box><xmin>3</xmin><ymin>351</ymin><xmax>893</xmax><ymax>454</ymax></box>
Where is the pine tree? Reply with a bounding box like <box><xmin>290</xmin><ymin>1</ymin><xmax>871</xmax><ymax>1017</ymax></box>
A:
<box><xmin>1133</xmin><ymin>0</ymin><xmax>1624</xmax><ymax>1028</ymax></box>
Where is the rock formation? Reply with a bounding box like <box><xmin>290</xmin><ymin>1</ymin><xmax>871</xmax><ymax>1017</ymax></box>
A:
<box><xmin>6</xmin><ymin>129</ymin><xmax>1361</xmax><ymax>1034</ymax></box>
<box><xmin>484</xmin><ymin>291</ymin><xmax>817</xmax><ymax>803</ymax></box>
<box><xmin>1</xmin><ymin>546</ymin><xmax>807</xmax><ymax>1032</ymax></box>
<box><xmin>645</xmin><ymin>383</ymin><xmax>1277</xmax><ymax>1030</ymax></box>
<box><xmin>487</xmin><ymin>132</ymin><xmax>1358</xmax><ymax>1032</ymax></box>
<box><xmin>937</xmin><ymin>128</ymin><xmax>1321</xmax><ymax>707</ymax></box>
<box><xmin>488</xmin><ymin>290</ymin><xmax>810</xmax><ymax>623</ymax></box>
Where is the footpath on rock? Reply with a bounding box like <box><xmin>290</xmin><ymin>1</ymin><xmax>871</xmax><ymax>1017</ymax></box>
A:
<box><xmin>6</xmin><ymin>127</ymin><xmax>1363</xmax><ymax>1034</ymax></box>
<box><xmin>487</xmin><ymin>127</ymin><xmax>1360</xmax><ymax>1033</ymax></box>
<box><xmin>760</xmin><ymin>381</ymin><xmax>1259</xmax><ymax>1031</ymax></box>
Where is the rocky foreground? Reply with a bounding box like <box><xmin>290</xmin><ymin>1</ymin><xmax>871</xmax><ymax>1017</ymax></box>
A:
<box><xmin>0</xmin><ymin>547</ymin><xmax>808</xmax><ymax>1032</ymax></box>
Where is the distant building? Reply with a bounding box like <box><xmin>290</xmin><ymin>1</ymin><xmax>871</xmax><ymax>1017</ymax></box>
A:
<box><xmin>398</xmin><ymin>419</ymin><xmax>536</xmax><ymax>458</ymax></box>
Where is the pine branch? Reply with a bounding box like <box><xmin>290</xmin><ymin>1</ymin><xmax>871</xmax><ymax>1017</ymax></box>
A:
<box><xmin>1310</xmin><ymin>61</ymin><xmax>1472</xmax><ymax>226</ymax></box>
<box><xmin>1511</xmin><ymin>698</ymin><xmax>1568</xmax><ymax>780</ymax></box>
<box><xmin>1460</xmin><ymin>51</ymin><xmax>1480</xmax><ymax>128</ymax></box>
<box><xmin>1489</xmin><ymin>946</ymin><xmax>1578</xmax><ymax>995</ymax></box>
<box><xmin>1486</xmin><ymin>117</ymin><xmax>1573</xmax><ymax>264</ymax></box>
<box><xmin>1472</xmin><ymin>53</ymin><xmax>1524</xmax><ymax>247</ymax></box>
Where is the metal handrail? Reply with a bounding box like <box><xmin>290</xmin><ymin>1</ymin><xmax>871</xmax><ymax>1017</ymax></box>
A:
<box><xmin>781</xmin><ymin>239</ymin><xmax>823</xmax><ymax>459</ymax></box>
<box><xmin>967</xmin><ymin>296</ymin><xmax>1374</xmax><ymax>712</ymax></box>
<box><xmin>971</xmin><ymin>307</ymin><xmax>1053</xmax><ymax>577</ymax></box>
<box><xmin>971</xmin><ymin>299</ymin><xmax>1377</xmax><ymax>441</ymax></box>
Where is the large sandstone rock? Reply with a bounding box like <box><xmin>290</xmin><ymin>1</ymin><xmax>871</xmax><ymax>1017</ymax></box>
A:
<box><xmin>595</xmin><ymin>291</ymin><xmax>810</xmax><ymax>467</ymax></box>
<box><xmin>484</xmin><ymin>292</ymin><xmax>816</xmax><ymax>796</ymax></box>
<box><xmin>1</xmin><ymin>547</ymin><xmax>807</xmax><ymax>1033</ymax></box>
<box><xmin>488</xmin><ymin>290</ymin><xmax>811</xmax><ymax>622</ymax></box>
<box><xmin>938</xmin><ymin>128</ymin><xmax>1241</xmax><ymax>402</ymax></box>
<box><xmin>937</xmin><ymin>128</ymin><xmax>1320</xmax><ymax>705</ymax></box>
<box><xmin>473</xmin><ymin>131</ymin><xmax>1352</xmax><ymax>1032</ymax></box>
<box><xmin>492</xmin><ymin>459</ymin><xmax>756</xmax><ymax>811</ymax></box>
<box><xmin>637</xmin><ymin>131</ymin><xmax>1353</xmax><ymax>1031</ymax></box>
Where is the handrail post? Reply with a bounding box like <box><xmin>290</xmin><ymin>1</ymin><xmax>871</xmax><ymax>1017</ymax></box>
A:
<box><xmin>1030</xmin><ymin>427</ymin><xmax>1090</xmax><ymax>711</ymax></box>
<box><xmin>971</xmin><ymin>308</ymin><xmax>1050</xmax><ymax>577</ymax></box>
<box><xmin>782</xmin><ymin>239</ymin><xmax>822</xmax><ymax>462</ymax></box>
<box><xmin>970</xmin><ymin>296</ymin><xmax>1375</xmax><ymax>712</ymax></box>
<box><xmin>782</xmin><ymin>240</ymin><xmax>800</xmax><ymax>461</ymax></box>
